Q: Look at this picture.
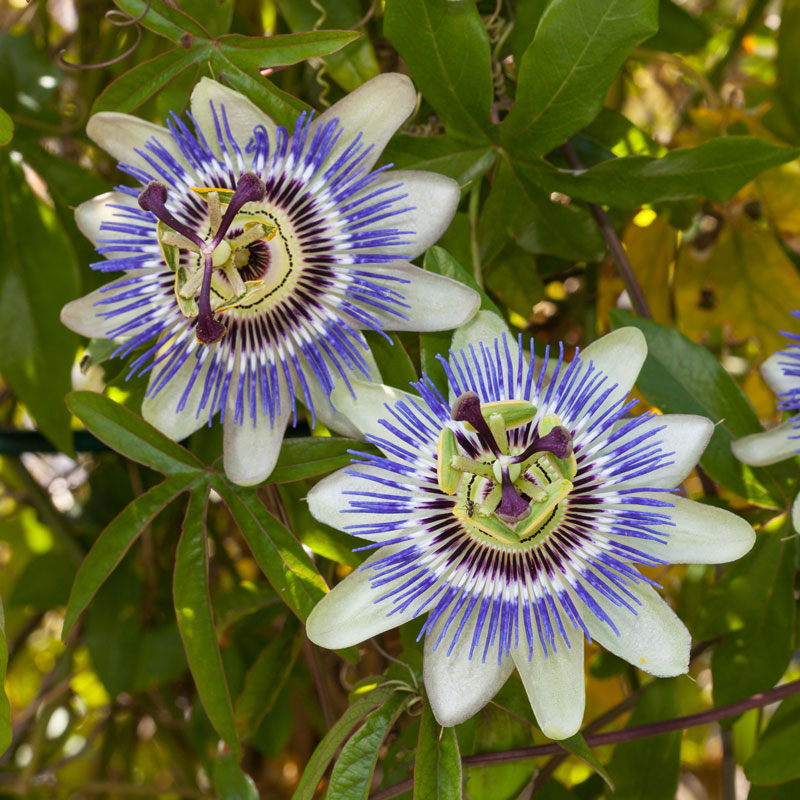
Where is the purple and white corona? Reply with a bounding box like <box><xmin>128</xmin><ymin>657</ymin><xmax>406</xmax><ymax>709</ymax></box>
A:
<box><xmin>306</xmin><ymin>314</ymin><xmax>755</xmax><ymax>738</ymax></box>
<box><xmin>61</xmin><ymin>75</ymin><xmax>479</xmax><ymax>484</ymax></box>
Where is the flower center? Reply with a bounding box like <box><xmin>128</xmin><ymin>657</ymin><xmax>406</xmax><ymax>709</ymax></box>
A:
<box><xmin>437</xmin><ymin>392</ymin><xmax>576</xmax><ymax>546</ymax></box>
<box><xmin>138</xmin><ymin>174</ymin><xmax>274</xmax><ymax>345</ymax></box>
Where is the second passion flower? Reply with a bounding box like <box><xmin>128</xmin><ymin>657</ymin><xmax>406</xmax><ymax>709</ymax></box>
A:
<box><xmin>60</xmin><ymin>74</ymin><xmax>479</xmax><ymax>485</ymax></box>
<box><xmin>306</xmin><ymin>316</ymin><xmax>756</xmax><ymax>739</ymax></box>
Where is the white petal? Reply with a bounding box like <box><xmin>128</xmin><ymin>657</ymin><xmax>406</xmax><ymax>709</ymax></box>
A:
<box><xmin>75</xmin><ymin>191</ymin><xmax>141</xmax><ymax>251</ymax></box>
<box><xmin>606</xmin><ymin>414</ymin><xmax>713</xmax><ymax>490</ymax></box>
<box><xmin>296</xmin><ymin>338</ymin><xmax>381</xmax><ymax>439</ymax></box>
<box><xmin>580</xmin><ymin>583</ymin><xmax>690</xmax><ymax>678</ymax></box>
<box><xmin>330</xmin><ymin>378</ymin><xmax>421</xmax><ymax>441</ymax></box>
<box><xmin>577</xmin><ymin>327</ymin><xmax>647</xmax><ymax>423</ymax></box>
<box><xmin>60</xmin><ymin>271</ymin><xmax>163</xmax><ymax>338</ymax></box>
<box><xmin>87</xmin><ymin>112</ymin><xmax>191</xmax><ymax>179</ymax></box>
<box><xmin>141</xmin><ymin>347</ymin><xmax>214</xmax><ymax>442</ymax></box>
<box><xmin>307</xmin><ymin>464</ymin><xmax>424</xmax><ymax>538</ymax></box>
<box><xmin>223</xmin><ymin>368</ymin><xmax>292</xmax><ymax>486</ymax></box>
<box><xmin>311</xmin><ymin>73</ymin><xmax>417</xmax><ymax>174</ymax></box>
<box><xmin>360</xmin><ymin>171</ymin><xmax>460</xmax><ymax>260</ymax></box>
<box><xmin>618</xmin><ymin>493</ymin><xmax>755</xmax><ymax>564</ymax></box>
<box><xmin>423</xmin><ymin>604</ymin><xmax>514</xmax><ymax>727</ymax></box>
<box><xmin>190</xmin><ymin>77</ymin><xmax>276</xmax><ymax>164</ymax></box>
<box><xmin>350</xmin><ymin>261</ymin><xmax>480</xmax><ymax>333</ymax></box>
<box><xmin>306</xmin><ymin>544</ymin><xmax>419</xmax><ymax>649</ymax></box>
<box><xmin>511</xmin><ymin>629</ymin><xmax>585</xmax><ymax>740</ymax></box>
<box><xmin>731</xmin><ymin>417</ymin><xmax>800</xmax><ymax>466</ymax></box>
<box><xmin>792</xmin><ymin>493</ymin><xmax>800</xmax><ymax>535</ymax></box>
<box><xmin>760</xmin><ymin>352</ymin><xmax>800</xmax><ymax>397</ymax></box>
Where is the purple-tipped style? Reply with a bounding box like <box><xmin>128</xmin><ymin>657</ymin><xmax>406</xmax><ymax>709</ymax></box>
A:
<box><xmin>60</xmin><ymin>75</ymin><xmax>480</xmax><ymax>484</ymax></box>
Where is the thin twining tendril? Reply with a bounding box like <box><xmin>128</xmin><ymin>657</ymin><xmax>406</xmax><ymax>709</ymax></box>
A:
<box><xmin>59</xmin><ymin>0</ymin><xmax>151</xmax><ymax>71</ymax></box>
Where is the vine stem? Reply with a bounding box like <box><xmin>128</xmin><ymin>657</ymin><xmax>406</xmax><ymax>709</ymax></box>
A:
<box><xmin>369</xmin><ymin>678</ymin><xmax>800</xmax><ymax>800</ymax></box>
<box><xmin>561</xmin><ymin>141</ymin><xmax>652</xmax><ymax>320</ymax></box>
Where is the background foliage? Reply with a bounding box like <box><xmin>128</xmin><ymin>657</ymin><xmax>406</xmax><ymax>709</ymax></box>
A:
<box><xmin>1</xmin><ymin>0</ymin><xmax>800</xmax><ymax>798</ymax></box>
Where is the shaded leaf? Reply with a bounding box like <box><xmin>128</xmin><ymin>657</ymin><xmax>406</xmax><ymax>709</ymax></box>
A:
<box><xmin>114</xmin><ymin>0</ymin><xmax>209</xmax><ymax>42</ymax></box>
<box><xmin>384</xmin><ymin>0</ymin><xmax>494</xmax><ymax>140</ymax></box>
<box><xmin>501</xmin><ymin>0</ymin><xmax>659</xmax><ymax>157</ymax></box>
<box><xmin>606</xmin><ymin>679</ymin><xmax>680</xmax><ymax>799</ymax></box>
<box><xmin>212</xmin><ymin>477</ymin><xmax>328</xmax><ymax>620</ymax></box>
<box><xmin>63</xmin><ymin>474</ymin><xmax>199</xmax><ymax>636</ymax></box>
<box><xmin>235</xmin><ymin>616</ymin><xmax>301</xmax><ymax>739</ymax></box>
<box><xmin>327</xmin><ymin>691</ymin><xmax>409</xmax><ymax>800</ymax></box>
<box><xmin>0</xmin><ymin>152</ymin><xmax>79</xmax><ymax>454</ymax></box>
<box><xmin>66</xmin><ymin>391</ymin><xmax>204</xmax><ymax>475</ymax></box>
<box><xmin>530</xmin><ymin>138</ymin><xmax>799</xmax><ymax>207</ymax></box>
<box><xmin>643</xmin><ymin>0</ymin><xmax>709</xmax><ymax>54</ymax></box>
<box><xmin>271</xmin><ymin>437</ymin><xmax>373</xmax><ymax>483</ymax></box>
<box><xmin>174</xmin><ymin>487</ymin><xmax>239</xmax><ymax>753</ymax></box>
<box><xmin>291</xmin><ymin>686</ymin><xmax>396</xmax><ymax>800</ymax></box>
<box><xmin>364</xmin><ymin>331</ymin><xmax>418</xmax><ymax>390</ymax></box>
<box><xmin>212</xmin><ymin>752</ymin><xmax>259</xmax><ymax>800</ymax></box>
<box><xmin>424</xmin><ymin>246</ymin><xmax>503</xmax><ymax>318</ymax></box>
<box><xmin>9</xmin><ymin>551</ymin><xmax>75</xmax><ymax>611</ymax></box>
<box><xmin>746</xmin><ymin>693</ymin><xmax>800</xmax><ymax>785</ymax></box>
<box><xmin>609</xmin><ymin>310</ymin><xmax>795</xmax><ymax>507</ymax></box>
<box><xmin>414</xmin><ymin>700</ymin><xmax>462</xmax><ymax>800</ymax></box>
<box><xmin>479</xmin><ymin>155</ymin><xmax>605</xmax><ymax>263</ymax></box>
<box><xmin>382</xmin><ymin>136</ymin><xmax>497</xmax><ymax>186</ymax></box>
<box><xmin>0</xmin><ymin>596</ymin><xmax>10</xmax><ymax>754</ymax></box>
<box><xmin>560</xmin><ymin>734</ymin><xmax>613</xmax><ymax>790</ymax></box>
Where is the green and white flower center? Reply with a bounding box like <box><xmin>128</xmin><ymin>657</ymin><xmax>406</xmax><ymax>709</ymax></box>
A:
<box><xmin>436</xmin><ymin>394</ymin><xmax>576</xmax><ymax>547</ymax></box>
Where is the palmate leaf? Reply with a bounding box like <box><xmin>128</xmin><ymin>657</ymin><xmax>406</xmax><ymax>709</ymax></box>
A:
<box><xmin>174</xmin><ymin>487</ymin><xmax>240</xmax><ymax>754</ymax></box>
<box><xmin>384</xmin><ymin>0</ymin><xmax>494</xmax><ymax>141</ymax></box>
<box><xmin>500</xmin><ymin>0</ymin><xmax>659</xmax><ymax>158</ymax></box>
<box><xmin>98</xmin><ymin>0</ymin><xmax>359</xmax><ymax>124</ymax></box>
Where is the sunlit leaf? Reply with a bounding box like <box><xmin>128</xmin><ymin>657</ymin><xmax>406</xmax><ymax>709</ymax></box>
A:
<box><xmin>0</xmin><ymin>107</ymin><xmax>12</xmax><ymax>146</ymax></box>
<box><xmin>174</xmin><ymin>486</ymin><xmax>240</xmax><ymax>753</ymax></box>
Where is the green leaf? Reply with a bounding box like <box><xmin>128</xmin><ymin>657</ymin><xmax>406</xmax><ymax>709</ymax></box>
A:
<box><xmin>132</xmin><ymin>624</ymin><xmax>188</xmax><ymax>690</ymax></box>
<box><xmin>180</xmin><ymin>0</ymin><xmax>234</xmax><ymax>37</ymax></box>
<box><xmin>92</xmin><ymin>46</ymin><xmax>209</xmax><ymax>114</ymax></box>
<box><xmin>212</xmin><ymin>752</ymin><xmax>259</xmax><ymax>800</ymax></box>
<box><xmin>174</xmin><ymin>487</ymin><xmax>239</xmax><ymax>754</ymax></box>
<box><xmin>0</xmin><ymin>596</ymin><xmax>10</xmax><ymax>754</ymax></box>
<box><xmin>0</xmin><ymin>152</ymin><xmax>79</xmax><ymax>454</ymax></box>
<box><xmin>778</xmin><ymin>0</ymin><xmax>800</xmax><ymax>137</ymax></box>
<box><xmin>381</xmin><ymin>136</ymin><xmax>497</xmax><ymax>186</ymax></box>
<box><xmin>746</xmin><ymin>693</ymin><xmax>800</xmax><ymax>785</ymax></box>
<box><xmin>113</xmin><ymin>0</ymin><xmax>209</xmax><ymax>43</ymax></box>
<box><xmin>271</xmin><ymin>437</ymin><xmax>371</xmax><ymax>483</ymax></box>
<box><xmin>423</xmin><ymin>246</ymin><xmax>503</xmax><ymax>318</ymax></box>
<box><xmin>501</xmin><ymin>0</ymin><xmax>659</xmax><ymax>157</ymax></box>
<box><xmin>384</xmin><ymin>0</ymin><xmax>494</xmax><ymax>141</ymax></box>
<box><xmin>608</xmin><ymin>310</ymin><xmax>796</xmax><ymax>507</ymax></box>
<box><xmin>327</xmin><ymin>691</ymin><xmax>409</xmax><ymax>800</ymax></box>
<box><xmin>479</xmin><ymin>155</ymin><xmax>605</xmax><ymax>263</ymax></box>
<box><xmin>509</xmin><ymin>0</ymin><xmax>549</xmax><ymax>65</ymax></box>
<box><xmin>0</xmin><ymin>107</ymin><xmax>12</xmax><ymax>146</ymax></box>
<box><xmin>212</xmin><ymin>477</ymin><xmax>328</xmax><ymax>620</ymax></box>
<box><xmin>216</xmin><ymin>30</ymin><xmax>360</xmax><ymax>72</ymax></box>
<box><xmin>643</xmin><ymin>0</ymin><xmax>709</xmax><ymax>54</ymax></box>
<box><xmin>529</xmin><ymin>138</ymin><xmax>799</xmax><ymax>207</ymax></box>
<box><xmin>9</xmin><ymin>551</ymin><xmax>75</xmax><ymax>611</ymax></box>
<box><xmin>66</xmin><ymin>392</ymin><xmax>204</xmax><ymax>475</ymax></box>
<box><xmin>606</xmin><ymin>679</ymin><xmax>680</xmax><ymax>799</ymax></box>
<box><xmin>210</xmin><ymin>49</ymin><xmax>310</xmax><ymax>128</ymax></box>
<box><xmin>63</xmin><ymin>473</ymin><xmax>198</xmax><ymax>637</ymax></box>
<box><xmin>276</xmin><ymin>0</ymin><xmax>377</xmax><ymax>92</ymax></box>
<box><xmin>485</xmin><ymin>244</ymin><xmax>544</xmax><ymax>318</ymax></box>
<box><xmin>414</xmin><ymin>700</ymin><xmax>462</xmax><ymax>800</ymax></box>
<box><xmin>559</xmin><ymin>733</ymin><xmax>613</xmax><ymax>790</ymax></box>
<box><xmin>291</xmin><ymin>686</ymin><xmax>396</xmax><ymax>800</ymax></box>
<box><xmin>749</xmin><ymin>783</ymin><xmax>800</xmax><ymax>800</ymax></box>
<box><xmin>234</xmin><ymin>616</ymin><xmax>301</xmax><ymax>739</ymax></box>
<box><xmin>702</xmin><ymin>526</ymin><xmax>796</xmax><ymax>709</ymax></box>
<box><xmin>364</xmin><ymin>331</ymin><xmax>418</xmax><ymax>390</ymax></box>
